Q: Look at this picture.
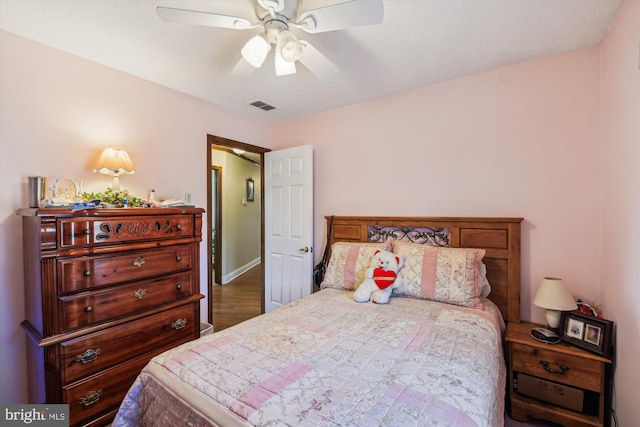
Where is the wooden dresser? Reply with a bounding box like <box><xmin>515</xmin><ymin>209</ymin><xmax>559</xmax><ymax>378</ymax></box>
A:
<box><xmin>18</xmin><ymin>207</ymin><xmax>205</xmax><ymax>426</ymax></box>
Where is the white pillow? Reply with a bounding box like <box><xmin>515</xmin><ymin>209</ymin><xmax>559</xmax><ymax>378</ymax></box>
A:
<box><xmin>478</xmin><ymin>261</ymin><xmax>492</xmax><ymax>297</ymax></box>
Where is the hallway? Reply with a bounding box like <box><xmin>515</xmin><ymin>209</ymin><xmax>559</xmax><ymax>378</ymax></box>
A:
<box><xmin>211</xmin><ymin>264</ymin><xmax>262</xmax><ymax>331</ymax></box>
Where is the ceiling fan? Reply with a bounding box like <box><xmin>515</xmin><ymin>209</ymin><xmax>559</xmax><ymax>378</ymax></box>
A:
<box><xmin>156</xmin><ymin>0</ymin><xmax>383</xmax><ymax>78</ymax></box>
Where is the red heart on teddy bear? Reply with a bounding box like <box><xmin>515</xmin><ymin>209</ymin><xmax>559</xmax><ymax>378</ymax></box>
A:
<box><xmin>373</xmin><ymin>268</ymin><xmax>397</xmax><ymax>289</ymax></box>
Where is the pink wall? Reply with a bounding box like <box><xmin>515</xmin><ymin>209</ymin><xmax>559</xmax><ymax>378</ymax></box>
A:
<box><xmin>0</xmin><ymin>31</ymin><xmax>273</xmax><ymax>403</ymax></box>
<box><xmin>272</xmin><ymin>2</ymin><xmax>639</xmax><ymax>422</ymax></box>
<box><xmin>1</xmin><ymin>2</ymin><xmax>637</xmax><ymax>422</ymax></box>
<box><xmin>599</xmin><ymin>0</ymin><xmax>640</xmax><ymax>425</ymax></box>
<box><xmin>275</xmin><ymin>46</ymin><xmax>603</xmax><ymax>325</ymax></box>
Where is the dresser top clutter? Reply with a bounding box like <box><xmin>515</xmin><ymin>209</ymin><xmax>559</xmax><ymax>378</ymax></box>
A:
<box><xmin>18</xmin><ymin>207</ymin><xmax>204</xmax><ymax>427</ymax></box>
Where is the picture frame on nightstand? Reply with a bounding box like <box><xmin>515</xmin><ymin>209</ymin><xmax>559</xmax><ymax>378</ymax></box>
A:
<box><xmin>560</xmin><ymin>310</ymin><xmax>614</xmax><ymax>358</ymax></box>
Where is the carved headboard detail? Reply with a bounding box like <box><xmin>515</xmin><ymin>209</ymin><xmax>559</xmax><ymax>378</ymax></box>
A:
<box><xmin>324</xmin><ymin>216</ymin><xmax>523</xmax><ymax>323</ymax></box>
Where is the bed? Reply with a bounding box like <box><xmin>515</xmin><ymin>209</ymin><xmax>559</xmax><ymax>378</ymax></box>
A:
<box><xmin>113</xmin><ymin>216</ymin><xmax>523</xmax><ymax>427</ymax></box>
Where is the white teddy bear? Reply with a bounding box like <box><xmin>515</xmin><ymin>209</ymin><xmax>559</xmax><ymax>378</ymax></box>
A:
<box><xmin>353</xmin><ymin>249</ymin><xmax>404</xmax><ymax>304</ymax></box>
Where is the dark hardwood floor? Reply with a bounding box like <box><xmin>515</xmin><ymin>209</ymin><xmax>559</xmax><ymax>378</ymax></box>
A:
<box><xmin>211</xmin><ymin>264</ymin><xmax>262</xmax><ymax>331</ymax></box>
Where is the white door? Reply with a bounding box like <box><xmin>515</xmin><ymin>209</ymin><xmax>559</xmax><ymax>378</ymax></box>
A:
<box><xmin>264</xmin><ymin>145</ymin><xmax>313</xmax><ymax>312</ymax></box>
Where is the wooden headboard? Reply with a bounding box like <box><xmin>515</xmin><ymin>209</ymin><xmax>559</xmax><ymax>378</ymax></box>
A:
<box><xmin>324</xmin><ymin>216</ymin><xmax>523</xmax><ymax>323</ymax></box>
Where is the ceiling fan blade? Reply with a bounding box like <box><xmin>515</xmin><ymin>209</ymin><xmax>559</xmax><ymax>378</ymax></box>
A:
<box><xmin>296</xmin><ymin>0</ymin><xmax>383</xmax><ymax>34</ymax></box>
<box><xmin>297</xmin><ymin>40</ymin><xmax>339</xmax><ymax>79</ymax></box>
<box><xmin>156</xmin><ymin>6</ymin><xmax>253</xmax><ymax>30</ymax></box>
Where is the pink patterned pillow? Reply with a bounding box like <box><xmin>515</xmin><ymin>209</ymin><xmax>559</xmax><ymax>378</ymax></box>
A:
<box><xmin>321</xmin><ymin>242</ymin><xmax>388</xmax><ymax>290</ymax></box>
<box><xmin>392</xmin><ymin>241</ymin><xmax>486</xmax><ymax>307</ymax></box>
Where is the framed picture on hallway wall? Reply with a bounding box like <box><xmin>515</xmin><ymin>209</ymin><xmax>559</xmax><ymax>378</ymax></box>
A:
<box><xmin>246</xmin><ymin>178</ymin><xmax>254</xmax><ymax>202</ymax></box>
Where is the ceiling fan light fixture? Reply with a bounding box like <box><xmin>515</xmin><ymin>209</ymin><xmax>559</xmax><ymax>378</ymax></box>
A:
<box><xmin>241</xmin><ymin>34</ymin><xmax>271</xmax><ymax>68</ymax></box>
<box><xmin>276</xmin><ymin>29</ymin><xmax>305</xmax><ymax>62</ymax></box>
<box><xmin>274</xmin><ymin>51</ymin><xmax>296</xmax><ymax>76</ymax></box>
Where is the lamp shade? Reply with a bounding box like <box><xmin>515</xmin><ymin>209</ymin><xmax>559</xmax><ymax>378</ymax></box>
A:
<box><xmin>274</xmin><ymin>51</ymin><xmax>296</xmax><ymax>76</ymax></box>
<box><xmin>94</xmin><ymin>148</ymin><xmax>135</xmax><ymax>176</ymax></box>
<box><xmin>241</xmin><ymin>34</ymin><xmax>271</xmax><ymax>68</ymax></box>
<box><xmin>533</xmin><ymin>277</ymin><xmax>578</xmax><ymax>330</ymax></box>
<box><xmin>276</xmin><ymin>29</ymin><xmax>305</xmax><ymax>62</ymax></box>
<box><xmin>94</xmin><ymin>148</ymin><xmax>135</xmax><ymax>191</ymax></box>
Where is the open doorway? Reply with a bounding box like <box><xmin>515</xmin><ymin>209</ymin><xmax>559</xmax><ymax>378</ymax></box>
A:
<box><xmin>206</xmin><ymin>134</ymin><xmax>270</xmax><ymax>329</ymax></box>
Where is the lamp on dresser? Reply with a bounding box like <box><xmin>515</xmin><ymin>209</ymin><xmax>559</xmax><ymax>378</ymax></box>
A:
<box><xmin>93</xmin><ymin>147</ymin><xmax>135</xmax><ymax>190</ymax></box>
<box><xmin>533</xmin><ymin>277</ymin><xmax>578</xmax><ymax>332</ymax></box>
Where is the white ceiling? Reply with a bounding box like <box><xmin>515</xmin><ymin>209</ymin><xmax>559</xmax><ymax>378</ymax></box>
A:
<box><xmin>0</xmin><ymin>0</ymin><xmax>623</xmax><ymax>123</ymax></box>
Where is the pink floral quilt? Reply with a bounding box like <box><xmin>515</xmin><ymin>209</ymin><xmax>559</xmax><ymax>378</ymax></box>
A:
<box><xmin>114</xmin><ymin>289</ymin><xmax>505</xmax><ymax>426</ymax></box>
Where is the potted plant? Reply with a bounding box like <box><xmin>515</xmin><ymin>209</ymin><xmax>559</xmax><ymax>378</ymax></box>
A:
<box><xmin>83</xmin><ymin>188</ymin><xmax>142</xmax><ymax>208</ymax></box>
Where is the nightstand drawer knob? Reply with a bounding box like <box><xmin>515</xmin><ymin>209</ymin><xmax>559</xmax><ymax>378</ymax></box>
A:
<box><xmin>539</xmin><ymin>360</ymin><xmax>569</xmax><ymax>375</ymax></box>
<box><xmin>176</xmin><ymin>255</ymin><xmax>182</xmax><ymax>261</ymax></box>
<box><xmin>83</xmin><ymin>270</ymin><xmax>92</xmax><ymax>277</ymax></box>
<box><xmin>176</xmin><ymin>283</ymin><xmax>182</xmax><ymax>290</ymax></box>
<box><xmin>85</xmin><ymin>305</ymin><xmax>93</xmax><ymax>313</ymax></box>
<box><xmin>83</xmin><ymin>229</ymin><xmax>92</xmax><ymax>235</ymax></box>
<box><xmin>176</xmin><ymin>224</ymin><xmax>183</xmax><ymax>230</ymax></box>
<box><xmin>133</xmin><ymin>256</ymin><xmax>146</xmax><ymax>267</ymax></box>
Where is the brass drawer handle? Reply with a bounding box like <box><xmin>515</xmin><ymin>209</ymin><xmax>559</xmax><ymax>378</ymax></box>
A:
<box><xmin>176</xmin><ymin>284</ymin><xmax>182</xmax><ymax>290</ymax></box>
<box><xmin>83</xmin><ymin>270</ymin><xmax>92</xmax><ymax>277</ymax></box>
<box><xmin>83</xmin><ymin>229</ymin><xmax>91</xmax><ymax>235</ymax></box>
<box><xmin>85</xmin><ymin>305</ymin><xmax>93</xmax><ymax>313</ymax></box>
<box><xmin>79</xmin><ymin>389</ymin><xmax>102</xmax><ymax>406</ymax></box>
<box><xmin>539</xmin><ymin>360</ymin><xmax>569</xmax><ymax>375</ymax></box>
<box><xmin>133</xmin><ymin>289</ymin><xmax>147</xmax><ymax>299</ymax></box>
<box><xmin>176</xmin><ymin>255</ymin><xmax>182</xmax><ymax>261</ymax></box>
<box><xmin>133</xmin><ymin>256</ymin><xmax>146</xmax><ymax>267</ymax></box>
<box><xmin>76</xmin><ymin>348</ymin><xmax>101</xmax><ymax>364</ymax></box>
<box><xmin>171</xmin><ymin>318</ymin><xmax>187</xmax><ymax>330</ymax></box>
<box><xmin>176</xmin><ymin>224</ymin><xmax>183</xmax><ymax>230</ymax></box>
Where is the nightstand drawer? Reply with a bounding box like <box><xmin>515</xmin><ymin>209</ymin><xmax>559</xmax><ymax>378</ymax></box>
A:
<box><xmin>512</xmin><ymin>343</ymin><xmax>603</xmax><ymax>392</ymax></box>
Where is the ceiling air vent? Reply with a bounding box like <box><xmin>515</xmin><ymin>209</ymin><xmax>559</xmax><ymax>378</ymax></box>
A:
<box><xmin>249</xmin><ymin>100</ymin><xmax>277</xmax><ymax>111</ymax></box>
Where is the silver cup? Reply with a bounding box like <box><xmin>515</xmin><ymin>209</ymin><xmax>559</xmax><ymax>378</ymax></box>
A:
<box><xmin>28</xmin><ymin>176</ymin><xmax>46</xmax><ymax>208</ymax></box>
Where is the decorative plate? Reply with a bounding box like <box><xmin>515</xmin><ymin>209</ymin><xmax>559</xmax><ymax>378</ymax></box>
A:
<box><xmin>55</xmin><ymin>178</ymin><xmax>77</xmax><ymax>202</ymax></box>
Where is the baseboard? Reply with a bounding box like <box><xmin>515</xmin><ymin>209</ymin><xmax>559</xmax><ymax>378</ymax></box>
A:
<box><xmin>221</xmin><ymin>258</ymin><xmax>260</xmax><ymax>284</ymax></box>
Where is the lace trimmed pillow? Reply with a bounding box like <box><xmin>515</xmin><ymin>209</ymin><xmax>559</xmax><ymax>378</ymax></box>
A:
<box><xmin>392</xmin><ymin>240</ymin><xmax>486</xmax><ymax>308</ymax></box>
<box><xmin>321</xmin><ymin>242</ymin><xmax>388</xmax><ymax>290</ymax></box>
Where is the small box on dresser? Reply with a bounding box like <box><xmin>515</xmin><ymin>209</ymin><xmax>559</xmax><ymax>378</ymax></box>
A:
<box><xmin>505</xmin><ymin>321</ymin><xmax>612</xmax><ymax>427</ymax></box>
<box><xmin>18</xmin><ymin>207</ymin><xmax>205</xmax><ymax>427</ymax></box>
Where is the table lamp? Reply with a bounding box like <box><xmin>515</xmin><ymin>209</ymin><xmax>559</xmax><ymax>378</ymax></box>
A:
<box><xmin>93</xmin><ymin>148</ymin><xmax>135</xmax><ymax>190</ymax></box>
<box><xmin>533</xmin><ymin>277</ymin><xmax>578</xmax><ymax>332</ymax></box>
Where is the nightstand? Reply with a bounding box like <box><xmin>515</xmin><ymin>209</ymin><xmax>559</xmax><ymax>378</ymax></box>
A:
<box><xmin>505</xmin><ymin>321</ymin><xmax>612</xmax><ymax>427</ymax></box>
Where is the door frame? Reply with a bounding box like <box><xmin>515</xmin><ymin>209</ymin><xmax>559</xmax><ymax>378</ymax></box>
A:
<box><xmin>211</xmin><ymin>165</ymin><xmax>222</xmax><ymax>285</ymax></box>
<box><xmin>206</xmin><ymin>134</ymin><xmax>270</xmax><ymax>325</ymax></box>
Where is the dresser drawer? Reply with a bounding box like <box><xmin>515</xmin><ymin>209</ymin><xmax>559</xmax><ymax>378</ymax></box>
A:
<box><xmin>61</xmin><ymin>303</ymin><xmax>197</xmax><ymax>384</ymax></box>
<box><xmin>58</xmin><ymin>271</ymin><xmax>194</xmax><ymax>331</ymax></box>
<box><xmin>511</xmin><ymin>343</ymin><xmax>603</xmax><ymax>392</ymax></box>
<box><xmin>64</xmin><ymin>348</ymin><xmax>162</xmax><ymax>426</ymax></box>
<box><xmin>57</xmin><ymin>245</ymin><xmax>193</xmax><ymax>294</ymax></box>
<box><xmin>58</xmin><ymin>214</ymin><xmax>195</xmax><ymax>248</ymax></box>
